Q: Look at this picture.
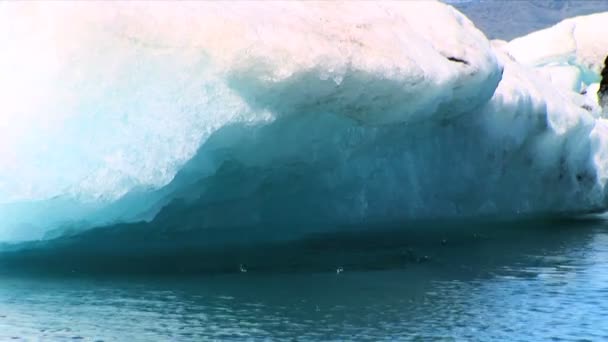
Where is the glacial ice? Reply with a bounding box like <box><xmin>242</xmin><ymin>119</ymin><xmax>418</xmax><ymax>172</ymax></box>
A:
<box><xmin>0</xmin><ymin>1</ymin><xmax>607</xmax><ymax>242</ymax></box>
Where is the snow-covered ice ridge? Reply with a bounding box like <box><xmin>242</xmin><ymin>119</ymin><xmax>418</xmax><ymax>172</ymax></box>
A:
<box><xmin>0</xmin><ymin>1</ymin><xmax>607</xmax><ymax>241</ymax></box>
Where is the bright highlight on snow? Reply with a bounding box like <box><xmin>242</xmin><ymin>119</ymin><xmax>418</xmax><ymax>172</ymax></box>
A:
<box><xmin>0</xmin><ymin>1</ymin><xmax>607</xmax><ymax>241</ymax></box>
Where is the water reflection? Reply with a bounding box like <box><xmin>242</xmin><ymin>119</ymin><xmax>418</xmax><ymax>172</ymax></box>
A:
<box><xmin>1</xmin><ymin>219</ymin><xmax>608</xmax><ymax>340</ymax></box>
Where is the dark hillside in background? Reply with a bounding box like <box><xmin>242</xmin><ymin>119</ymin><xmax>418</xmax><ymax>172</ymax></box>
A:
<box><xmin>448</xmin><ymin>0</ymin><xmax>608</xmax><ymax>40</ymax></box>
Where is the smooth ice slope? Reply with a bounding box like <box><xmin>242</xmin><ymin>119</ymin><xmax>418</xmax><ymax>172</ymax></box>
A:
<box><xmin>0</xmin><ymin>1</ymin><xmax>607</xmax><ymax>242</ymax></box>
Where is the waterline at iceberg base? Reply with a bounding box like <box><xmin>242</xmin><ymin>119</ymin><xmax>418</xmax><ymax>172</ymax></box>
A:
<box><xmin>1</xmin><ymin>1</ymin><xmax>608</xmax><ymax>273</ymax></box>
<box><xmin>0</xmin><ymin>217</ymin><xmax>603</xmax><ymax>275</ymax></box>
<box><xmin>3</xmin><ymin>219</ymin><xmax>608</xmax><ymax>340</ymax></box>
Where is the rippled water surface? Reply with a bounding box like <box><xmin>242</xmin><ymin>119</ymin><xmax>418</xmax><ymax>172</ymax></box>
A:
<box><xmin>1</xmin><ymin>221</ymin><xmax>608</xmax><ymax>341</ymax></box>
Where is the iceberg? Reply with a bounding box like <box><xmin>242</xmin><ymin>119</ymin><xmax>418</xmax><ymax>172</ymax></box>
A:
<box><xmin>0</xmin><ymin>1</ymin><xmax>607</xmax><ymax>242</ymax></box>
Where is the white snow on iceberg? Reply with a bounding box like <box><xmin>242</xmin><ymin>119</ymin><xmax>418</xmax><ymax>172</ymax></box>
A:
<box><xmin>0</xmin><ymin>1</ymin><xmax>607</xmax><ymax>241</ymax></box>
<box><xmin>506</xmin><ymin>11</ymin><xmax>608</xmax><ymax>102</ymax></box>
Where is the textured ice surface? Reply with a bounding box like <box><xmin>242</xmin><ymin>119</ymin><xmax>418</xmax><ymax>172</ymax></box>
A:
<box><xmin>507</xmin><ymin>12</ymin><xmax>608</xmax><ymax>82</ymax></box>
<box><xmin>0</xmin><ymin>1</ymin><xmax>607</xmax><ymax>241</ymax></box>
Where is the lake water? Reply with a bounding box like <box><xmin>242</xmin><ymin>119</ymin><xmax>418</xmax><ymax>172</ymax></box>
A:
<box><xmin>2</xmin><ymin>220</ymin><xmax>608</xmax><ymax>341</ymax></box>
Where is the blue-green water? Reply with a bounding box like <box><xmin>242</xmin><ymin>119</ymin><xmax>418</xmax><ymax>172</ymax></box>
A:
<box><xmin>2</xmin><ymin>220</ymin><xmax>608</xmax><ymax>341</ymax></box>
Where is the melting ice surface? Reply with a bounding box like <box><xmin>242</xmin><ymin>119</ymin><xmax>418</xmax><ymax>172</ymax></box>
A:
<box><xmin>0</xmin><ymin>1</ymin><xmax>607</xmax><ymax>245</ymax></box>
